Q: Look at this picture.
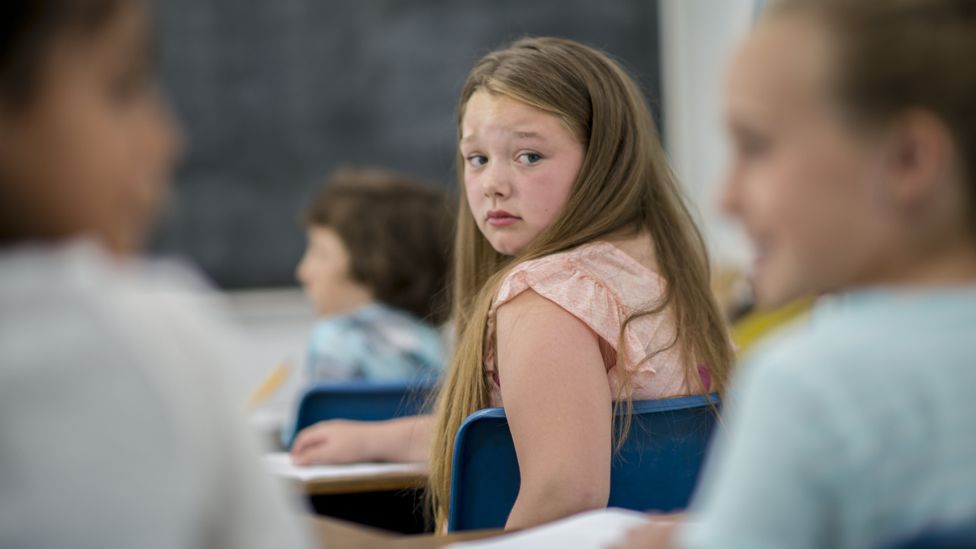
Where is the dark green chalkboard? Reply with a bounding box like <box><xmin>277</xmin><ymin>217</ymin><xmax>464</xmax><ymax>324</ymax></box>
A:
<box><xmin>151</xmin><ymin>0</ymin><xmax>661</xmax><ymax>288</ymax></box>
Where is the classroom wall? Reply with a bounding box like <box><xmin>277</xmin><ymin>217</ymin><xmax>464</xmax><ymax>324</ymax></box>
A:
<box><xmin>659</xmin><ymin>0</ymin><xmax>758</xmax><ymax>269</ymax></box>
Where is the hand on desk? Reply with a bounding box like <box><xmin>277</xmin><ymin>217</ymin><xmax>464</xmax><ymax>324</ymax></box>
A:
<box><xmin>290</xmin><ymin>420</ymin><xmax>377</xmax><ymax>465</ymax></box>
<box><xmin>290</xmin><ymin>414</ymin><xmax>433</xmax><ymax>466</ymax></box>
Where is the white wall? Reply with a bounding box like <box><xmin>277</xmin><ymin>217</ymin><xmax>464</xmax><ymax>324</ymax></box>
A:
<box><xmin>226</xmin><ymin>288</ymin><xmax>314</xmax><ymax>434</ymax></box>
<box><xmin>660</xmin><ymin>0</ymin><xmax>758</xmax><ymax>268</ymax></box>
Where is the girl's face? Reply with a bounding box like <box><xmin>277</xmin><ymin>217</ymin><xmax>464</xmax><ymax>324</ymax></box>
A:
<box><xmin>296</xmin><ymin>226</ymin><xmax>374</xmax><ymax>316</ymax></box>
<box><xmin>460</xmin><ymin>91</ymin><xmax>584</xmax><ymax>256</ymax></box>
<box><xmin>0</xmin><ymin>1</ymin><xmax>180</xmax><ymax>256</ymax></box>
<box><xmin>721</xmin><ymin>16</ymin><xmax>905</xmax><ymax>308</ymax></box>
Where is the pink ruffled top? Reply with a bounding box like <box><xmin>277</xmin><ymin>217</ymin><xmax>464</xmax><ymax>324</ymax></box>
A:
<box><xmin>484</xmin><ymin>240</ymin><xmax>690</xmax><ymax>407</ymax></box>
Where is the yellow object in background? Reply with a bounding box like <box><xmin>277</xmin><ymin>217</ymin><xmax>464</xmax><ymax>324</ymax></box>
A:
<box><xmin>247</xmin><ymin>361</ymin><xmax>291</xmax><ymax>410</ymax></box>
<box><xmin>732</xmin><ymin>297</ymin><xmax>815</xmax><ymax>358</ymax></box>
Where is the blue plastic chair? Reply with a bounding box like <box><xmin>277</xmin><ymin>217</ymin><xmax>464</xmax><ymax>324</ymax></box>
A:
<box><xmin>879</xmin><ymin>520</ymin><xmax>976</xmax><ymax>549</ymax></box>
<box><xmin>447</xmin><ymin>393</ymin><xmax>720</xmax><ymax>532</ymax></box>
<box><xmin>285</xmin><ymin>379</ymin><xmax>435</xmax><ymax>447</ymax></box>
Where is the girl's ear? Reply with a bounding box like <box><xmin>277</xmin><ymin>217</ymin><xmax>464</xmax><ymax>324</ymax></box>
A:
<box><xmin>883</xmin><ymin>110</ymin><xmax>956</xmax><ymax>213</ymax></box>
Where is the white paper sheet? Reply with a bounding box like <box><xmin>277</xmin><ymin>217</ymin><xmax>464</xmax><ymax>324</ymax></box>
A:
<box><xmin>263</xmin><ymin>452</ymin><xmax>426</xmax><ymax>482</ymax></box>
<box><xmin>446</xmin><ymin>508</ymin><xmax>652</xmax><ymax>549</ymax></box>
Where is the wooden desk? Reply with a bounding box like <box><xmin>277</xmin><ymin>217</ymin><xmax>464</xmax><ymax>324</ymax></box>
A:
<box><xmin>266</xmin><ymin>455</ymin><xmax>431</xmax><ymax>533</ymax></box>
<box><xmin>266</xmin><ymin>453</ymin><xmax>427</xmax><ymax>496</ymax></box>
<box><xmin>308</xmin><ymin>515</ymin><xmax>503</xmax><ymax>549</ymax></box>
<box><xmin>291</xmin><ymin>466</ymin><xmax>426</xmax><ymax>496</ymax></box>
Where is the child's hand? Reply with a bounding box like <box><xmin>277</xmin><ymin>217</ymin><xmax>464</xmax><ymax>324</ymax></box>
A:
<box><xmin>289</xmin><ymin>420</ymin><xmax>375</xmax><ymax>465</ymax></box>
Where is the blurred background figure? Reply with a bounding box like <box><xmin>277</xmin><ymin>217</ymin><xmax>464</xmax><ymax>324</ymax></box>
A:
<box><xmin>0</xmin><ymin>0</ymin><xmax>311</xmax><ymax>546</ymax></box>
<box><xmin>279</xmin><ymin>167</ymin><xmax>452</xmax><ymax>445</ymax></box>
<box><xmin>295</xmin><ymin>167</ymin><xmax>452</xmax><ymax>384</ymax></box>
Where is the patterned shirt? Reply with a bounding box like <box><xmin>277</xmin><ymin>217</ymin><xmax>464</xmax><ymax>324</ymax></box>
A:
<box><xmin>305</xmin><ymin>303</ymin><xmax>444</xmax><ymax>382</ymax></box>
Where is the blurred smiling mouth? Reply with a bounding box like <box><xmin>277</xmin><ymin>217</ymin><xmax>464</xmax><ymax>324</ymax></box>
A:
<box><xmin>486</xmin><ymin>210</ymin><xmax>521</xmax><ymax>227</ymax></box>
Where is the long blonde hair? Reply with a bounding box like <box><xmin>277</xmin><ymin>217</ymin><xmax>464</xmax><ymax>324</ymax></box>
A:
<box><xmin>428</xmin><ymin>37</ymin><xmax>733</xmax><ymax>529</ymax></box>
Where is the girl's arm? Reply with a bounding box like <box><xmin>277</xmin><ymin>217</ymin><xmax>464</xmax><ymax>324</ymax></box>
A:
<box><xmin>496</xmin><ymin>290</ymin><xmax>613</xmax><ymax>530</ymax></box>
<box><xmin>290</xmin><ymin>414</ymin><xmax>432</xmax><ymax>465</ymax></box>
<box><xmin>613</xmin><ymin>515</ymin><xmax>684</xmax><ymax>549</ymax></box>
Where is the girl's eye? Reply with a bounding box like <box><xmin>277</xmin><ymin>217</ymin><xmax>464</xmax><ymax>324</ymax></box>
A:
<box><xmin>741</xmin><ymin>138</ymin><xmax>769</xmax><ymax>158</ymax></box>
<box><xmin>467</xmin><ymin>154</ymin><xmax>488</xmax><ymax>167</ymax></box>
<box><xmin>733</xmin><ymin>130</ymin><xmax>771</xmax><ymax>160</ymax></box>
<box><xmin>517</xmin><ymin>152</ymin><xmax>543</xmax><ymax>165</ymax></box>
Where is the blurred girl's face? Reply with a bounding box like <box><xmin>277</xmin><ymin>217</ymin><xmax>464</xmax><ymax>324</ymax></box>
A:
<box><xmin>721</xmin><ymin>16</ymin><xmax>906</xmax><ymax>308</ymax></box>
<box><xmin>0</xmin><ymin>1</ymin><xmax>181</xmax><ymax>256</ymax></box>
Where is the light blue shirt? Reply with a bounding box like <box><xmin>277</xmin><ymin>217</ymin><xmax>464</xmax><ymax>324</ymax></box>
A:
<box><xmin>305</xmin><ymin>303</ymin><xmax>444</xmax><ymax>382</ymax></box>
<box><xmin>681</xmin><ymin>287</ymin><xmax>976</xmax><ymax>549</ymax></box>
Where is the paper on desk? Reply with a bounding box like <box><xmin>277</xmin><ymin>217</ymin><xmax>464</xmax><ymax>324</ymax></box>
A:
<box><xmin>263</xmin><ymin>452</ymin><xmax>426</xmax><ymax>481</ymax></box>
<box><xmin>446</xmin><ymin>508</ymin><xmax>651</xmax><ymax>549</ymax></box>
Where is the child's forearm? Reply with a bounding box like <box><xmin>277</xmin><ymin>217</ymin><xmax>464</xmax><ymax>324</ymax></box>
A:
<box><xmin>504</xmin><ymin>476</ymin><xmax>608</xmax><ymax>530</ymax></box>
<box><xmin>365</xmin><ymin>414</ymin><xmax>433</xmax><ymax>462</ymax></box>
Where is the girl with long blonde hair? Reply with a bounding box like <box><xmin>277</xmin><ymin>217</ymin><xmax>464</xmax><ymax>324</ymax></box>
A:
<box><xmin>292</xmin><ymin>36</ymin><xmax>733</xmax><ymax>531</ymax></box>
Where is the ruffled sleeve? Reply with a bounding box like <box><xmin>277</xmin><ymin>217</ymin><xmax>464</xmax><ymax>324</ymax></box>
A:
<box><xmin>483</xmin><ymin>242</ymin><xmax>685</xmax><ymax>401</ymax></box>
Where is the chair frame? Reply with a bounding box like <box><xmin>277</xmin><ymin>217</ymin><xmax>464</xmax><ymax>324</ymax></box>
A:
<box><xmin>447</xmin><ymin>393</ymin><xmax>721</xmax><ymax>531</ymax></box>
<box><xmin>286</xmin><ymin>379</ymin><xmax>434</xmax><ymax>447</ymax></box>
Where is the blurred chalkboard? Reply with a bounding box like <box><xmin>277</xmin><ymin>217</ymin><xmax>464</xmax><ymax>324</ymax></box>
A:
<box><xmin>151</xmin><ymin>0</ymin><xmax>661</xmax><ymax>288</ymax></box>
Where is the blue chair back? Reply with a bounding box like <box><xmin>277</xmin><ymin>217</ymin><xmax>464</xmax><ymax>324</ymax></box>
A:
<box><xmin>879</xmin><ymin>520</ymin><xmax>976</xmax><ymax>549</ymax></box>
<box><xmin>286</xmin><ymin>379</ymin><xmax>434</xmax><ymax>447</ymax></box>
<box><xmin>447</xmin><ymin>393</ymin><xmax>720</xmax><ymax>532</ymax></box>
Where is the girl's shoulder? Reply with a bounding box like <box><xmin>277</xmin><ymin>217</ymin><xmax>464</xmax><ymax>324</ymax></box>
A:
<box><xmin>485</xmin><ymin>239</ymin><xmax>684</xmax><ymax>400</ymax></box>
<box><xmin>494</xmin><ymin>240</ymin><xmax>666</xmax><ymax>314</ymax></box>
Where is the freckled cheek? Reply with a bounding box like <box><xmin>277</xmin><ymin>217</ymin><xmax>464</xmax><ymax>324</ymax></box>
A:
<box><xmin>539</xmin><ymin>181</ymin><xmax>574</xmax><ymax>223</ymax></box>
<box><xmin>528</xmin><ymin>194</ymin><xmax>563</xmax><ymax>227</ymax></box>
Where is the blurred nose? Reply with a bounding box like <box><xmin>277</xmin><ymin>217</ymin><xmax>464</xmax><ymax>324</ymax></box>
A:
<box><xmin>719</xmin><ymin>165</ymin><xmax>743</xmax><ymax>218</ymax></box>
<box><xmin>481</xmin><ymin>161</ymin><xmax>511</xmax><ymax>199</ymax></box>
